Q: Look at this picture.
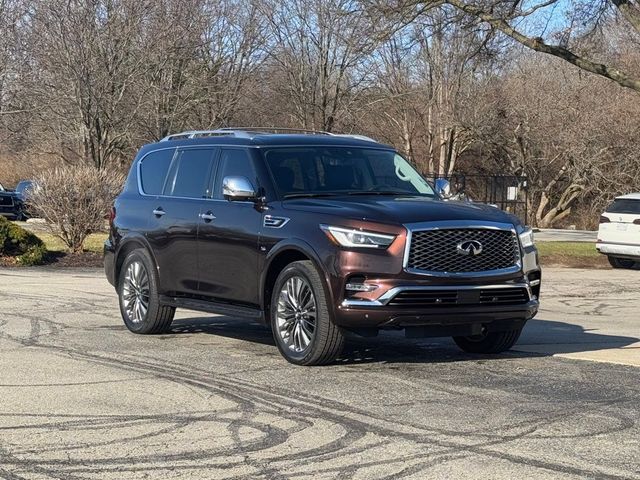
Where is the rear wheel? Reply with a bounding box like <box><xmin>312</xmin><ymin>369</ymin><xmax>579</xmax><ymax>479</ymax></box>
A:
<box><xmin>271</xmin><ymin>261</ymin><xmax>344</xmax><ymax>366</ymax></box>
<box><xmin>118</xmin><ymin>249</ymin><xmax>175</xmax><ymax>334</ymax></box>
<box><xmin>607</xmin><ymin>256</ymin><xmax>637</xmax><ymax>269</ymax></box>
<box><xmin>453</xmin><ymin>327</ymin><xmax>523</xmax><ymax>354</ymax></box>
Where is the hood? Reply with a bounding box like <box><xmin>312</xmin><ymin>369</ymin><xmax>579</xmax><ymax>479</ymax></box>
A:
<box><xmin>281</xmin><ymin>195</ymin><xmax>521</xmax><ymax>226</ymax></box>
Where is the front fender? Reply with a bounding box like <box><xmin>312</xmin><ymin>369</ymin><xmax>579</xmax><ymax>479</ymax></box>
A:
<box><xmin>260</xmin><ymin>238</ymin><xmax>334</xmax><ymax>311</ymax></box>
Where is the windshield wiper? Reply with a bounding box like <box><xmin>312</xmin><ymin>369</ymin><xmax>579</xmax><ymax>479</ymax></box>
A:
<box><xmin>346</xmin><ymin>191</ymin><xmax>413</xmax><ymax>196</ymax></box>
<box><xmin>283</xmin><ymin>192</ymin><xmax>341</xmax><ymax>199</ymax></box>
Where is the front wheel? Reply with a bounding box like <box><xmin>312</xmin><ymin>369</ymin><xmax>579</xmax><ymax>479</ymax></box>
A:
<box><xmin>271</xmin><ymin>261</ymin><xmax>345</xmax><ymax>366</ymax></box>
<box><xmin>118</xmin><ymin>249</ymin><xmax>175</xmax><ymax>334</ymax></box>
<box><xmin>453</xmin><ymin>327</ymin><xmax>523</xmax><ymax>354</ymax></box>
<box><xmin>608</xmin><ymin>256</ymin><xmax>637</xmax><ymax>269</ymax></box>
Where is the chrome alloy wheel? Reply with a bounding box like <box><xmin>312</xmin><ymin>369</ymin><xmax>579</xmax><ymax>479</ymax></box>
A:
<box><xmin>122</xmin><ymin>261</ymin><xmax>150</xmax><ymax>324</ymax></box>
<box><xmin>276</xmin><ymin>276</ymin><xmax>317</xmax><ymax>353</ymax></box>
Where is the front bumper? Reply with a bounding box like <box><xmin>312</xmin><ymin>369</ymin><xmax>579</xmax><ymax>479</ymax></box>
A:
<box><xmin>332</xmin><ymin>274</ymin><xmax>540</xmax><ymax>336</ymax></box>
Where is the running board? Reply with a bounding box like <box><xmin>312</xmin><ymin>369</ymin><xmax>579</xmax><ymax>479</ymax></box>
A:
<box><xmin>160</xmin><ymin>295</ymin><xmax>265</xmax><ymax>322</ymax></box>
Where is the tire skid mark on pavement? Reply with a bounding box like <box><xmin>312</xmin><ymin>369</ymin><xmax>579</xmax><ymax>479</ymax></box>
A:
<box><xmin>1</xmin><ymin>288</ymin><xmax>639</xmax><ymax>479</ymax></box>
<box><xmin>0</xmin><ymin>322</ymin><xmax>636</xmax><ymax>480</ymax></box>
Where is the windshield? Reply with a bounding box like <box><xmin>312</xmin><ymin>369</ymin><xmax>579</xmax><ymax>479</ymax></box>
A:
<box><xmin>264</xmin><ymin>147</ymin><xmax>435</xmax><ymax>198</ymax></box>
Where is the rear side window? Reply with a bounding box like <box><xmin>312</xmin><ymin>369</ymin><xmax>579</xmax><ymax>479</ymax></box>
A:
<box><xmin>139</xmin><ymin>149</ymin><xmax>175</xmax><ymax>195</ymax></box>
<box><xmin>214</xmin><ymin>148</ymin><xmax>255</xmax><ymax>198</ymax></box>
<box><xmin>164</xmin><ymin>148</ymin><xmax>215</xmax><ymax>198</ymax></box>
<box><xmin>607</xmin><ymin>199</ymin><xmax>640</xmax><ymax>214</ymax></box>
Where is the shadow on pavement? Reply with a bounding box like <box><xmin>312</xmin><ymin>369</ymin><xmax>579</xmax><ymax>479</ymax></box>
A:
<box><xmin>516</xmin><ymin>318</ymin><xmax>639</xmax><ymax>354</ymax></box>
<box><xmin>167</xmin><ymin>315</ymin><xmax>639</xmax><ymax>365</ymax></box>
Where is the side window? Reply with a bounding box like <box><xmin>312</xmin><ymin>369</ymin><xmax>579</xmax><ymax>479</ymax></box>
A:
<box><xmin>164</xmin><ymin>148</ymin><xmax>215</xmax><ymax>198</ymax></box>
<box><xmin>214</xmin><ymin>149</ymin><xmax>256</xmax><ymax>199</ymax></box>
<box><xmin>139</xmin><ymin>149</ymin><xmax>176</xmax><ymax>195</ymax></box>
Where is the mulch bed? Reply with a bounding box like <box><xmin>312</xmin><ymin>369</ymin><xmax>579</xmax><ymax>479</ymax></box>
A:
<box><xmin>0</xmin><ymin>251</ymin><xmax>103</xmax><ymax>268</ymax></box>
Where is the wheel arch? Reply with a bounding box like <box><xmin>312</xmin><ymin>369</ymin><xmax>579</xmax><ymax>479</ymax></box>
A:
<box><xmin>115</xmin><ymin>235</ymin><xmax>160</xmax><ymax>287</ymax></box>
<box><xmin>260</xmin><ymin>240</ymin><xmax>334</xmax><ymax>322</ymax></box>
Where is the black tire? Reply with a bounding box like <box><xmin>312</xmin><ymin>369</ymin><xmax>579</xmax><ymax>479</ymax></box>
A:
<box><xmin>270</xmin><ymin>260</ymin><xmax>345</xmax><ymax>366</ymax></box>
<box><xmin>453</xmin><ymin>327</ymin><xmax>523</xmax><ymax>354</ymax></box>
<box><xmin>118</xmin><ymin>249</ymin><xmax>175</xmax><ymax>334</ymax></box>
<box><xmin>608</xmin><ymin>256</ymin><xmax>636</xmax><ymax>269</ymax></box>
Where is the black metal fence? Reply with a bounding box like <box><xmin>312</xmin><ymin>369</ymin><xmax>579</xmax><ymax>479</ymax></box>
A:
<box><xmin>426</xmin><ymin>173</ymin><xmax>530</xmax><ymax>225</ymax></box>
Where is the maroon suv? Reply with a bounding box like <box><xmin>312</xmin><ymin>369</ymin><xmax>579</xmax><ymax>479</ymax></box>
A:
<box><xmin>104</xmin><ymin>128</ymin><xmax>541</xmax><ymax>365</ymax></box>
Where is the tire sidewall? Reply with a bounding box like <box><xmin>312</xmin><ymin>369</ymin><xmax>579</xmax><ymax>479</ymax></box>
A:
<box><xmin>118</xmin><ymin>249</ymin><xmax>161</xmax><ymax>334</ymax></box>
<box><xmin>270</xmin><ymin>262</ymin><xmax>332</xmax><ymax>365</ymax></box>
<box><xmin>609</xmin><ymin>256</ymin><xmax>636</xmax><ymax>269</ymax></box>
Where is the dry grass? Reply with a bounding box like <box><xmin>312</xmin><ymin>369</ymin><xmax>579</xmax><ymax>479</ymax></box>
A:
<box><xmin>34</xmin><ymin>232</ymin><xmax>107</xmax><ymax>253</ymax></box>
<box><xmin>536</xmin><ymin>241</ymin><xmax>609</xmax><ymax>268</ymax></box>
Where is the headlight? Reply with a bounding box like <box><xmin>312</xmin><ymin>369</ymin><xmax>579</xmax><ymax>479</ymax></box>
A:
<box><xmin>519</xmin><ymin>227</ymin><xmax>535</xmax><ymax>248</ymax></box>
<box><xmin>320</xmin><ymin>225</ymin><xmax>396</xmax><ymax>249</ymax></box>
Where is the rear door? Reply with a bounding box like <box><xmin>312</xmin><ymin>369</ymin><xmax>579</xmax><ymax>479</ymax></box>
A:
<box><xmin>197</xmin><ymin>147</ymin><xmax>262</xmax><ymax>306</ymax></box>
<box><xmin>601</xmin><ymin>198</ymin><xmax>640</xmax><ymax>246</ymax></box>
<box><xmin>147</xmin><ymin>147</ymin><xmax>218</xmax><ymax>296</ymax></box>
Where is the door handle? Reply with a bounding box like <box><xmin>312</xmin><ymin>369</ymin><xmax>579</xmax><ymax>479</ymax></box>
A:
<box><xmin>199</xmin><ymin>212</ymin><xmax>216</xmax><ymax>222</ymax></box>
<box><xmin>152</xmin><ymin>208</ymin><xmax>165</xmax><ymax>217</ymax></box>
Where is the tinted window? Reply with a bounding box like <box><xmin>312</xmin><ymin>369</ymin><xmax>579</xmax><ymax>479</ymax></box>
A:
<box><xmin>607</xmin><ymin>199</ymin><xmax>640</xmax><ymax>214</ymax></box>
<box><xmin>140</xmin><ymin>149</ymin><xmax>175</xmax><ymax>195</ymax></box>
<box><xmin>264</xmin><ymin>147</ymin><xmax>434</xmax><ymax>197</ymax></box>
<box><xmin>164</xmin><ymin>149</ymin><xmax>215</xmax><ymax>198</ymax></box>
<box><xmin>214</xmin><ymin>148</ymin><xmax>255</xmax><ymax>198</ymax></box>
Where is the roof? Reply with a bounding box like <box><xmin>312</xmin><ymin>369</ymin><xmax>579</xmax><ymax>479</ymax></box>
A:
<box><xmin>616</xmin><ymin>193</ymin><xmax>640</xmax><ymax>200</ymax></box>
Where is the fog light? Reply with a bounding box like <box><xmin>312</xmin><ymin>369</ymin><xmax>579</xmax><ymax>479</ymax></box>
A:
<box><xmin>345</xmin><ymin>283</ymin><xmax>378</xmax><ymax>292</ymax></box>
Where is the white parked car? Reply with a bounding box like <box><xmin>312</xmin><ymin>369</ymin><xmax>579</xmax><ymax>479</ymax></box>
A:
<box><xmin>597</xmin><ymin>193</ymin><xmax>640</xmax><ymax>269</ymax></box>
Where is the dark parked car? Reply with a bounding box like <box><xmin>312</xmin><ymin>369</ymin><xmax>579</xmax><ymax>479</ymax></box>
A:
<box><xmin>104</xmin><ymin>128</ymin><xmax>541</xmax><ymax>365</ymax></box>
<box><xmin>0</xmin><ymin>180</ymin><xmax>30</xmax><ymax>221</ymax></box>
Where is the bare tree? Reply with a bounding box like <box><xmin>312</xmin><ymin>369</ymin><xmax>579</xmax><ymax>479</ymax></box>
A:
<box><xmin>363</xmin><ymin>9</ymin><xmax>498</xmax><ymax>175</ymax></box>
<box><xmin>192</xmin><ymin>0</ymin><xmax>268</xmax><ymax>128</ymax></box>
<box><xmin>368</xmin><ymin>0</ymin><xmax>640</xmax><ymax>93</ymax></box>
<box><xmin>133</xmin><ymin>0</ymin><xmax>205</xmax><ymax>142</ymax></box>
<box><xmin>261</xmin><ymin>0</ymin><xmax>381</xmax><ymax>131</ymax></box>
<box><xmin>30</xmin><ymin>0</ymin><xmax>151</xmax><ymax>169</ymax></box>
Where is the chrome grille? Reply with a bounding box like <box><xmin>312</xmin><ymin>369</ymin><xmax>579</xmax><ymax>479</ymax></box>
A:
<box><xmin>407</xmin><ymin>228</ymin><xmax>520</xmax><ymax>274</ymax></box>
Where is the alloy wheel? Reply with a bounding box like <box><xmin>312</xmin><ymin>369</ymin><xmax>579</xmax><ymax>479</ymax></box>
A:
<box><xmin>276</xmin><ymin>275</ymin><xmax>317</xmax><ymax>353</ymax></box>
<box><xmin>122</xmin><ymin>261</ymin><xmax>150</xmax><ymax>324</ymax></box>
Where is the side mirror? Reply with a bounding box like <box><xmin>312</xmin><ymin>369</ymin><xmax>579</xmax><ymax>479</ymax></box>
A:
<box><xmin>434</xmin><ymin>178</ymin><xmax>452</xmax><ymax>199</ymax></box>
<box><xmin>223</xmin><ymin>176</ymin><xmax>257</xmax><ymax>201</ymax></box>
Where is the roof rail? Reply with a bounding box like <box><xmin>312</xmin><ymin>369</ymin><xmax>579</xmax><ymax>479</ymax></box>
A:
<box><xmin>160</xmin><ymin>130</ymin><xmax>240</xmax><ymax>142</ymax></box>
<box><xmin>160</xmin><ymin>127</ymin><xmax>377</xmax><ymax>143</ymax></box>
<box><xmin>217</xmin><ymin>127</ymin><xmax>331</xmax><ymax>135</ymax></box>
<box><xmin>327</xmin><ymin>133</ymin><xmax>377</xmax><ymax>143</ymax></box>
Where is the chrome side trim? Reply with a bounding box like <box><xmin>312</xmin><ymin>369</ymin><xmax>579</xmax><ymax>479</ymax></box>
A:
<box><xmin>341</xmin><ymin>283</ymin><xmax>532</xmax><ymax>308</ymax></box>
<box><xmin>402</xmin><ymin>220</ymin><xmax>522</xmax><ymax>278</ymax></box>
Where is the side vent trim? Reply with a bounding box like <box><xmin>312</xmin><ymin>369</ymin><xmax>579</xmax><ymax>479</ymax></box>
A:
<box><xmin>264</xmin><ymin>215</ymin><xmax>290</xmax><ymax>228</ymax></box>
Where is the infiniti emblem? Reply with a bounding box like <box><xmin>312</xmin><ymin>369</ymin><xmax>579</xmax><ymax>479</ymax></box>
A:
<box><xmin>456</xmin><ymin>240</ymin><xmax>483</xmax><ymax>256</ymax></box>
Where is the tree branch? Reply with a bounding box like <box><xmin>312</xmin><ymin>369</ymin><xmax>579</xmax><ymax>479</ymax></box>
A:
<box><xmin>612</xmin><ymin>0</ymin><xmax>640</xmax><ymax>34</ymax></box>
<box><xmin>446</xmin><ymin>0</ymin><xmax>640</xmax><ymax>92</ymax></box>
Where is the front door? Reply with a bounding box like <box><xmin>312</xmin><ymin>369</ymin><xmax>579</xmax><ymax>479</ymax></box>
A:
<box><xmin>197</xmin><ymin>148</ymin><xmax>262</xmax><ymax>306</ymax></box>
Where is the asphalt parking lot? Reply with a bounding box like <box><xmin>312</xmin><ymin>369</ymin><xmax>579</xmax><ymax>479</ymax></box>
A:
<box><xmin>0</xmin><ymin>267</ymin><xmax>639</xmax><ymax>479</ymax></box>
